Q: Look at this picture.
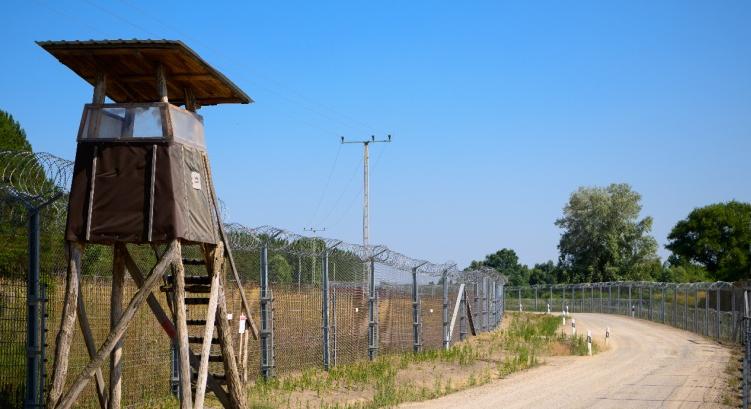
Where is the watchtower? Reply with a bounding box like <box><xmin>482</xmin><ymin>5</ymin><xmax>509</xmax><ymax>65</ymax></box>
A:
<box><xmin>39</xmin><ymin>39</ymin><xmax>257</xmax><ymax>409</ymax></box>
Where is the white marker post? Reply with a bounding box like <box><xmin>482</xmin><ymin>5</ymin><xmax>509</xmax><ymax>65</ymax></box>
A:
<box><xmin>238</xmin><ymin>313</ymin><xmax>247</xmax><ymax>374</ymax></box>
<box><xmin>571</xmin><ymin>318</ymin><xmax>576</xmax><ymax>336</ymax></box>
<box><xmin>546</xmin><ymin>303</ymin><xmax>551</xmax><ymax>314</ymax></box>
<box><xmin>562</xmin><ymin>315</ymin><xmax>566</xmax><ymax>326</ymax></box>
<box><xmin>519</xmin><ymin>303</ymin><xmax>523</xmax><ymax>312</ymax></box>
<box><xmin>631</xmin><ymin>305</ymin><xmax>635</xmax><ymax>318</ymax></box>
<box><xmin>605</xmin><ymin>326</ymin><xmax>610</xmax><ymax>346</ymax></box>
<box><xmin>565</xmin><ymin>305</ymin><xmax>569</xmax><ymax>316</ymax></box>
<box><xmin>586</xmin><ymin>330</ymin><xmax>592</xmax><ymax>356</ymax></box>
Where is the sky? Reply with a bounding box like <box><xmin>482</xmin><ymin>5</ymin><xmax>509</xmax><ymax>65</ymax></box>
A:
<box><xmin>1</xmin><ymin>1</ymin><xmax>750</xmax><ymax>268</ymax></box>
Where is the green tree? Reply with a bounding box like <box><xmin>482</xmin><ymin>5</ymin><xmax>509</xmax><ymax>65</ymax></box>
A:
<box><xmin>0</xmin><ymin>110</ymin><xmax>33</xmax><ymax>152</ymax></box>
<box><xmin>469</xmin><ymin>248</ymin><xmax>528</xmax><ymax>285</ymax></box>
<box><xmin>665</xmin><ymin>201</ymin><xmax>750</xmax><ymax>282</ymax></box>
<box><xmin>528</xmin><ymin>261</ymin><xmax>558</xmax><ymax>285</ymax></box>
<box><xmin>269</xmin><ymin>254</ymin><xmax>292</xmax><ymax>283</ymax></box>
<box><xmin>556</xmin><ymin>183</ymin><xmax>660</xmax><ymax>283</ymax></box>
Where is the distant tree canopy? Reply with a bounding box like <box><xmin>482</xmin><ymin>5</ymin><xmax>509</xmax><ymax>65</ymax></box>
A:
<box><xmin>468</xmin><ymin>248</ymin><xmax>527</xmax><ymax>286</ymax></box>
<box><xmin>555</xmin><ymin>183</ymin><xmax>660</xmax><ymax>283</ymax></box>
<box><xmin>666</xmin><ymin>201</ymin><xmax>750</xmax><ymax>282</ymax></box>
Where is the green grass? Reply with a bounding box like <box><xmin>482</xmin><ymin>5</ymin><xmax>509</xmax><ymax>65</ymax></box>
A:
<box><xmin>244</xmin><ymin>312</ymin><xmax>593</xmax><ymax>409</ymax></box>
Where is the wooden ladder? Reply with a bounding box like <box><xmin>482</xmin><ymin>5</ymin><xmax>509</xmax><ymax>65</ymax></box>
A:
<box><xmin>163</xmin><ymin>242</ymin><xmax>247</xmax><ymax>409</ymax></box>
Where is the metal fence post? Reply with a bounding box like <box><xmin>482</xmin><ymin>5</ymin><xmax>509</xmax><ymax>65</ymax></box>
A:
<box><xmin>609</xmin><ymin>285</ymin><xmax>612</xmax><ymax>313</ymax></box>
<box><xmin>260</xmin><ymin>243</ymin><xmax>274</xmax><ymax>379</ymax></box>
<box><xmin>534</xmin><ymin>287</ymin><xmax>538</xmax><ymax>312</ymax></box>
<box><xmin>442</xmin><ymin>270</ymin><xmax>449</xmax><ymax>350</ymax></box>
<box><xmin>716</xmin><ymin>288</ymin><xmax>721</xmax><ymax>340</ymax></box>
<box><xmin>628</xmin><ymin>286</ymin><xmax>632</xmax><ymax>317</ymax></box>
<box><xmin>672</xmin><ymin>284</ymin><xmax>678</xmax><ymax>327</ymax></box>
<box><xmin>459</xmin><ymin>285</ymin><xmax>467</xmax><ymax>341</ymax></box>
<box><xmin>322</xmin><ymin>249</ymin><xmax>331</xmax><ymax>370</ymax></box>
<box><xmin>368</xmin><ymin>257</ymin><xmax>378</xmax><ymax>360</ymax></box>
<box><xmin>661</xmin><ymin>286</ymin><xmax>666</xmax><ymax>323</ymax></box>
<box><xmin>25</xmin><ymin>207</ymin><xmax>43</xmax><ymax>409</ymax></box>
<box><xmin>482</xmin><ymin>277</ymin><xmax>488</xmax><ymax>331</ymax></box>
<box><xmin>684</xmin><ymin>287</ymin><xmax>688</xmax><ymax>330</ymax></box>
<box><xmin>474</xmin><ymin>281</ymin><xmax>480</xmax><ymax>331</ymax></box>
<box><xmin>694</xmin><ymin>288</ymin><xmax>699</xmax><ymax>334</ymax></box>
<box><xmin>412</xmin><ymin>267</ymin><xmax>421</xmax><ymax>352</ymax></box>
<box><xmin>649</xmin><ymin>286</ymin><xmax>653</xmax><ymax>321</ymax></box>
<box><xmin>705</xmin><ymin>289</ymin><xmax>710</xmax><ymax>336</ymax></box>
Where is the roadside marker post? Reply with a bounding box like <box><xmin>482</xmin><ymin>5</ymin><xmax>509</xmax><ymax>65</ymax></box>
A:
<box><xmin>572</xmin><ymin>318</ymin><xmax>576</xmax><ymax>336</ymax></box>
<box><xmin>586</xmin><ymin>330</ymin><xmax>592</xmax><ymax>356</ymax></box>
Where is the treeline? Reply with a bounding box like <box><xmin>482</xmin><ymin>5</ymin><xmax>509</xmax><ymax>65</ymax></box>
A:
<box><xmin>468</xmin><ymin>184</ymin><xmax>750</xmax><ymax>285</ymax></box>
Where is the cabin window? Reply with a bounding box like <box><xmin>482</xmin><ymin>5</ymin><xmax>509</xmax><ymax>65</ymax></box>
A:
<box><xmin>80</xmin><ymin>105</ymin><xmax>167</xmax><ymax>140</ymax></box>
<box><xmin>169</xmin><ymin>105</ymin><xmax>205</xmax><ymax>148</ymax></box>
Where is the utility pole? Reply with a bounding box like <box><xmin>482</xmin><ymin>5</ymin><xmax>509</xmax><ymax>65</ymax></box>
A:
<box><xmin>341</xmin><ymin>135</ymin><xmax>392</xmax><ymax>288</ymax></box>
<box><xmin>304</xmin><ymin>227</ymin><xmax>326</xmax><ymax>284</ymax></box>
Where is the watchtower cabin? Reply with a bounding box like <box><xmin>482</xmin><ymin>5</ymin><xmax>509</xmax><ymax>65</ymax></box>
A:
<box><xmin>39</xmin><ymin>39</ymin><xmax>257</xmax><ymax>409</ymax></box>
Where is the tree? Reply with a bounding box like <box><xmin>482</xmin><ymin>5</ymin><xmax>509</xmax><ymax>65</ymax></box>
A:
<box><xmin>528</xmin><ymin>261</ymin><xmax>558</xmax><ymax>285</ymax></box>
<box><xmin>0</xmin><ymin>110</ymin><xmax>33</xmax><ymax>152</ymax></box>
<box><xmin>666</xmin><ymin>201</ymin><xmax>750</xmax><ymax>282</ymax></box>
<box><xmin>468</xmin><ymin>248</ymin><xmax>528</xmax><ymax>286</ymax></box>
<box><xmin>556</xmin><ymin>183</ymin><xmax>660</xmax><ymax>283</ymax></box>
<box><xmin>269</xmin><ymin>254</ymin><xmax>293</xmax><ymax>283</ymax></box>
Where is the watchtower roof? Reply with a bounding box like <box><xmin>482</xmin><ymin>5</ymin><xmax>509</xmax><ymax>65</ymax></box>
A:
<box><xmin>37</xmin><ymin>39</ymin><xmax>252</xmax><ymax>106</ymax></box>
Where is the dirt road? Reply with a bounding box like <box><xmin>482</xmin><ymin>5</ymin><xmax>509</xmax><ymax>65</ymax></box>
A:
<box><xmin>401</xmin><ymin>313</ymin><xmax>733</xmax><ymax>409</ymax></box>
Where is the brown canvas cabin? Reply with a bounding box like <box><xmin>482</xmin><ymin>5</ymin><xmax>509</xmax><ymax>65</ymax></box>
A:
<box><xmin>37</xmin><ymin>39</ymin><xmax>252</xmax><ymax>245</ymax></box>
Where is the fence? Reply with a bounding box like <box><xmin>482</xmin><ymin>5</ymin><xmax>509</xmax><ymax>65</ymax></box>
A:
<box><xmin>0</xmin><ymin>152</ymin><xmax>506</xmax><ymax>408</ymax></box>
<box><xmin>504</xmin><ymin>282</ymin><xmax>751</xmax><ymax>406</ymax></box>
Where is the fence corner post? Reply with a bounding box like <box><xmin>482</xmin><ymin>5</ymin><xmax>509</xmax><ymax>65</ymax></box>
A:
<box><xmin>442</xmin><ymin>269</ymin><xmax>449</xmax><ymax>350</ymax></box>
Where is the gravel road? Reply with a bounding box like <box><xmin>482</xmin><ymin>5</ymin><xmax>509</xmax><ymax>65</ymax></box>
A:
<box><xmin>400</xmin><ymin>313</ymin><xmax>733</xmax><ymax>409</ymax></box>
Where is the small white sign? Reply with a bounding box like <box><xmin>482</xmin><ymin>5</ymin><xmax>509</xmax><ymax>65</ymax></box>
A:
<box><xmin>227</xmin><ymin>313</ymin><xmax>233</xmax><ymax>320</ymax></box>
<box><xmin>355</xmin><ymin>307</ymin><xmax>359</xmax><ymax>313</ymax></box>
<box><xmin>238</xmin><ymin>313</ymin><xmax>247</xmax><ymax>334</ymax></box>
<box><xmin>191</xmin><ymin>171</ymin><xmax>202</xmax><ymax>190</ymax></box>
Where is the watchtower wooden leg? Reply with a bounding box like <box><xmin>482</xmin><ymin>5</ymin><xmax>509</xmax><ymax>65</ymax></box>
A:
<box><xmin>193</xmin><ymin>244</ymin><xmax>222</xmax><ymax>409</ymax></box>
<box><xmin>47</xmin><ymin>241</ymin><xmax>84</xmax><ymax>409</ymax></box>
<box><xmin>216</xmin><ymin>281</ymin><xmax>247</xmax><ymax>409</ymax></box>
<box><xmin>109</xmin><ymin>244</ymin><xmax>126</xmax><ymax>409</ymax></box>
<box><xmin>173</xmin><ymin>242</ymin><xmax>194</xmax><ymax>409</ymax></box>
<box><xmin>55</xmin><ymin>240</ymin><xmax>179</xmax><ymax>409</ymax></box>
<box><xmin>77</xmin><ymin>285</ymin><xmax>108</xmax><ymax>409</ymax></box>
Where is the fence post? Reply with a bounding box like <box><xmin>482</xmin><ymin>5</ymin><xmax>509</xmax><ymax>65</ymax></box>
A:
<box><xmin>474</xmin><ymin>281</ymin><xmax>480</xmax><ymax>332</ymax></box>
<box><xmin>716</xmin><ymin>287</ymin><xmax>721</xmax><ymax>341</ymax></box>
<box><xmin>705</xmin><ymin>288</ymin><xmax>710</xmax><ymax>336</ymax></box>
<box><xmin>534</xmin><ymin>287</ymin><xmax>538</xmax><ymax>312</ymax></box>
<box><xmin>24</xmin><ymin>207</ymin><xmax>43</xmax><ymax>409</ymax></box>
<box><xmin>672</xmin><ymin>284</ymin><xmax>678</xmax><ymax>327</ymax></box>
<box><xmin>617</xmin><ymin>285</ymin><xmax>621</xmax><ymax>315</ymax></box>
<box><xmin>649</xmin><ymin>286</ymin><xmax>653</xmax><ymax>321</ymax></box>
<box><xmin>628</xmin><ymin>286</ymin><xmax>632</xmax><ymax>317</ymax></box>
<box><xmin>661</xmin><ymin>286</ymin><xmax>666</xmax><ymax>323</ymax></box>
<box><xmin>518</xmin><ymin>287</ymin><xmax>522</xmax><ymax>313</ymax></box>
<box><xmin>638</xmin><ymin>286</ymin><xmax>643</xmax><ymax>318</ymax></box>
<box><xmin>368</xmin><ymin>257</ymin><xmax>378</xmax><ymax>360</ymax></box>
<box><xmin>442</xmin><ymin>270</ymin><xmax>449</xmax><ymax>350</ymax></box>
<box><xmin>459</xmin><ymin>284</ymin><xmax>467</xmax><ymax>341</ymax></box>
<box><xmin>412</xmin><ymin>267</ymin><xmax>421</xmax><ymax>352</ymax></box>
<box><xmin>684</xmin><ymin>287</ymin><xmax>688</xmax><ymax>330</ymax></box>
<box><xmin>322</xmin><ymin>249</ymin><xmax>330</xmax><ymax>370</ymax></box>
<box><xmin>260</xmin><ymin>243</ymin><xmax>274</xmax><ymax>379</ymax></box>
<box><xmin>482</xmin><ymin>277</ymin><xmax>488</xmax><ymax>331</ymax></box>
<box><xmin>694</xmin><ymin>288</ymin><xmax>699</xmax><ymax>334</ymax></box>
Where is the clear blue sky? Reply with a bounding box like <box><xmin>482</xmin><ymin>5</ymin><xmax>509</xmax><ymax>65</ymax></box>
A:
<box><xmin>2</xmin><ymin>1</ymin><xmax>750</xmax><ymax>268</ymax></box>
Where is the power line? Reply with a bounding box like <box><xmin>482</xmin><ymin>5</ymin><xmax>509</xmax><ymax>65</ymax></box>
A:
<box><xmin>310</xmin><ymin>144</ymin><xmax>342</xmax><ymax>225</ymax></box>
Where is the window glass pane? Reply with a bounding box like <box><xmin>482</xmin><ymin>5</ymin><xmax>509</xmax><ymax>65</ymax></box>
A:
<box><xmin>80</xmin><ymin>106</ymin><xmax>165</xmax><ymax>140</ymax></box>
<box><xmin>169</xmin><ymin>106</ymin><xmax>205</xmax><ymax>148</ymax></box>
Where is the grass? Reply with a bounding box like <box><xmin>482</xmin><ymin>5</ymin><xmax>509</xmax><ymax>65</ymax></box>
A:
<box><xmin>240</xmin><ymin>312</ymin><xmax>599</xmax><ymax>409</ymax></box>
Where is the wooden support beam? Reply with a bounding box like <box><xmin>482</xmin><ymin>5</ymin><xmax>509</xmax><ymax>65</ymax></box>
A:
<box><xmin>193</xmin><ymin>243</ymin><xmax>222</xmax><ymax>409</ymax></box>
<box><xmin>172</xmin><ymin>243</ymin><xmax>193</xmax><ymax>409</ymax></box>
<box><xmin>122</xmin><ymin>247</ymin><xmax>231</xmax><ymax>408</ymax></box>
<box><xmin>184</xmin><ymin>87</ymin><xmax>198</xmax><ymax>112</ymax></box>
<box><xmin>55</xmin><ymin>240</ymin><xmax>179</xmax><ymax>409</ymax></box>
<box><xmin>93</xmin><ymin>72</ymin><xmax>107</xmax><ymax>104</ymax></box>
<box><xmin>465</xmin><ymin>293</ymin><xmax>477</xmax><ymax>336</ymax></box>
<box><xmin>76</xmin><ymin>286</ymin><xmax>108</xmax><ymax>409</ymax></box>
<box><xmin>216</xmin><ymin>282</ymin><xmax>248</xmax><ymax>409</ymax></box>
<box><xmin>47</xmin><ymin>241</ymin><xmax>84</xmax><ymax>409</ymax></box>
<box><xmin>448</xmin><ymin>284</ymin><xmax>465</xmax><ymax>341</ymax></box>
<box><xmin>201</xmin><ymin>152</ymin><xmax>259</xmax><ymax>340</ymax></box>
<box><xmin>156</xmin><ymin>63</ymin><xmax>169</xmax><ymax>103</ymax></box>
<box><xmin>109</xmin><ymin>244</ymin><xmax>126</xmax><ymax>409</ymax></box>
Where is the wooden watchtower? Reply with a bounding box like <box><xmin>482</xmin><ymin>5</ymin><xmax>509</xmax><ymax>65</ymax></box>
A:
<box><xmin>39</xmin><ymin>39</ymin><xmax>257</xmax><ymax>409</ymax></box>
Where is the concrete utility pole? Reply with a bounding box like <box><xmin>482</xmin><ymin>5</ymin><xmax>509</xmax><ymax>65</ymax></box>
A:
<box><xmin>341</xmin><ymin>135</ymin><xmax>391</xmax><ymax>287</ymax></box>
<box><xmin>304</xmin><ymin>227</ymin><xmax>326</xmax><ymax>284</ymax></box>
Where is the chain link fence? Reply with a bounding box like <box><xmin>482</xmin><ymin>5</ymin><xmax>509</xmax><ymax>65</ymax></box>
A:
<box><xmin>0</xmin><ymin>151</ymin><xmax>505</xmax><ymax>408</ymax></box>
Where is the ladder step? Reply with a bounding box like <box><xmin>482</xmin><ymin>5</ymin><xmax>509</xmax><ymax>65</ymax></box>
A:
<box><xmin>185</xmin><ymin>297</ymin><xmax>210</xmax><ymax>305</ymax></box>
<box><xmin>185</xmin><ymin>276</ymin><xmax>212</xmax><ymax>285</ymax></box>
<box><xmin>188</xmin><ymin>336</ymin><xmax>219</xmax><ymax>344</ymax></box>
<box><xmin>185</xmin><ymin>284</ymin><xmax>212</xmax><ymax>294</ymax></box>
<box><xmin>186</xmin><ymin>319</ymin><xmax>209</xmax><ymax>326</ymax></box>
<box><xmin>183</xmin><ymin>258</ymin><xmax>206</xmax><ymax>266</ymax></box>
